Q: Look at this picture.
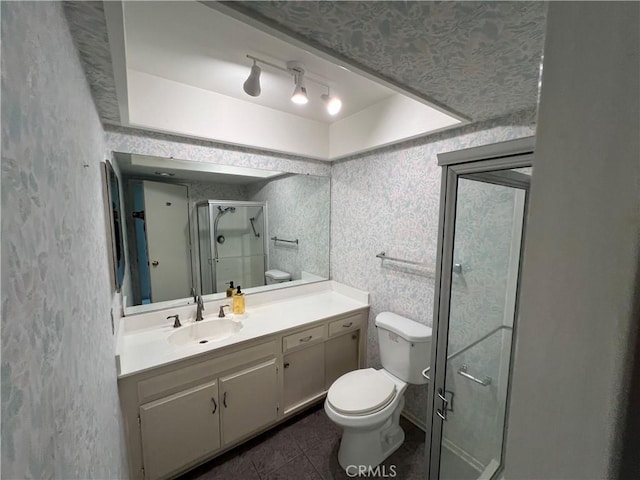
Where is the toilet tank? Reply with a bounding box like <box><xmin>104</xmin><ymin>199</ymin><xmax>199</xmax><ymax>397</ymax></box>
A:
<box><xmin>264</xmin><ymin>269</ymin><xmax>291</xmax><ymax>284</ymax></box>
<box><xmin>375</xmin><ymin>312</ymin><xmax>432</xmax><ymax>384</ymax></box>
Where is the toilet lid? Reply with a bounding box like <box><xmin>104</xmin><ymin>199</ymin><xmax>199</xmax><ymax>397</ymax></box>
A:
<box><xmin>327</xmin><ymin>368</ymin><xmax>396</xmax><ymax>415</ymax></box>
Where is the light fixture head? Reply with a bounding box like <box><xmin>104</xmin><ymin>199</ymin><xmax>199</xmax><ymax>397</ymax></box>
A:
<box><xmin>243</xmin><ymin>61</ymin><xmax>261</xmax><ymax>97</ymax></box>
<box><xmin>321</xmin><ymin>93</ymin><xmax>342</xmax><ymax>115</ymax></box>
<box><xmin>291</xmin><ymin>82</ymin><xmax>308</xmax><ymax>105</ymax></box>
<box><xmin>288</xmin><ymin>62</ymin><xmax>308</xmax><ymax>105</ymax></box>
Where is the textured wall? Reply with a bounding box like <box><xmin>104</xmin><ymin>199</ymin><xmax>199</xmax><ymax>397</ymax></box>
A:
<box><xmin>105</xmin><ymin>125</ymin><xmax>331</xmax><ymax>177</ymax></box>
<box><xmin>188</xmin><ymin>180</ymin><xmax>248</xmax><ymax>205</ymax></box>
<box><xmin>248</xmin><ymin>174</ymin><xmax>331</xmax><ymax>280</ymax></box>
<box><xmin>330</xmin><ymin>110</ymin><xmax>535</xmax><ymax>425</ymax></box>
<box><xmin>1</xmin><ymin>3</ymin><xmax>127</xmax><ymax>478</ymax></box>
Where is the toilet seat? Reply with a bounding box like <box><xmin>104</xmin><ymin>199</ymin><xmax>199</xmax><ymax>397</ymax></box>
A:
<box><xmin>327</xmin><ymin>368</ymin><xmax>397</xmax><ymax>416</ymax></box>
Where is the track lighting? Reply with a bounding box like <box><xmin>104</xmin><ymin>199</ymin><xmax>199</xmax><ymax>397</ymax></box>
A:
<box><xmin>242</xmin><ymin>55</ymin><xmax>342</xmax><ymax>116</ymax></box>
<box><xmin>321</xmin><ymin>90</ymin><xmax>342</xmax><ymax>115</ymax></box>
<box><xmin>289</xmin><ymin>65</ymin><xmax>308</xmax><ymax>105</ymax></box>
<box><xmin>242</xmin><ymin>60</ymin><xmax>261</xmax><ymax>97</ymax></box>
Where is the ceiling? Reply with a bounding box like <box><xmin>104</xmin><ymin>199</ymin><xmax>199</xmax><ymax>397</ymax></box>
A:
<box><xmin>222</xmin><ymin>1</ymin><xmax>547</xmax><ymax>121</ymax></box>
<box><xmin>124</xmin><ymin>1</ymin><xmax>396</xmax><ymax>123</ymax></box>
<box><xmin>64</xmin><ymin>1</ymin><xmax>546</xmax><ymax>148</ymax></box>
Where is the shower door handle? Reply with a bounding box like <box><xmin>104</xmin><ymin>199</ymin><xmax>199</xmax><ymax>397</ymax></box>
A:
<box><xmin>436</xmin><ymin>388</ymin><xmax>448</xmax><ymax>421</ymax></box>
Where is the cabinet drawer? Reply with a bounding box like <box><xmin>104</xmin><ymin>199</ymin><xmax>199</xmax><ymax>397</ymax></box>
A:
<box><xmin>282</xmin><ymin>324</ymin><xmax>326</xmax><ymax>352</ymax></box>
<box><xmin>329</xmin><ymin>314</ymin><xmax>362</xmax><ymax>337</ymax></box>
<box><xmin>138</xmin><ymin>340</ymin><xmax>278</xmax><ymax>404</ymax></box>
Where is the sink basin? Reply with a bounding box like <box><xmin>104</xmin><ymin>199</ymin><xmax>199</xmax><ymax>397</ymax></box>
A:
<box><xmin>169</xmin><ymin>318</ymin><xmax>243</xmax><ymax>346</ymax></box>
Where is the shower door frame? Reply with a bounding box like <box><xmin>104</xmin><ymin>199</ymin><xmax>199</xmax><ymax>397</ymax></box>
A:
<box><xmin>426</xmin><ymin>137</ymin><xmax>535</xmax><ymax>480</ymax></box>
<box><xmin>198</xmin><ymin>200</ymin><xmax>269</xmax><ymax>294</ymax></box>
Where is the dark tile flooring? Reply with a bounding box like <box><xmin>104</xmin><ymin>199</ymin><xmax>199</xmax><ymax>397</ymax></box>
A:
<box><xmin>179</xmin><ymin>402</ymin><xmax>427</xmax><ymax>480</ymax></box>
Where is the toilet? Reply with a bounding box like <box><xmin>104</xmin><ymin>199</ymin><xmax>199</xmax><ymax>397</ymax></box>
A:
<box><xmin>264</xmin><ymin>269</ymin><xmax>291</xmax><ymax>284</ymax></box>
<box><xmin>324</xmin><ymin>312</ymin><xmax>432</xmax><ymax>470</ymax></box>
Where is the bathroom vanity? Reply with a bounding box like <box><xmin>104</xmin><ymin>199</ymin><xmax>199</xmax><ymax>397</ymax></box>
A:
<box><xmin>116</xmin><ymin>281</ymin><xmax>369</xmax><ymax>480</ymax></box>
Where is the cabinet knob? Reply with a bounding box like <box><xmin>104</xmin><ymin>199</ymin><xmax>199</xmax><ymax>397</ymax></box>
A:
<box><xmin>284</xmin><ymin>362</ymin><xmax>290</xmax><ymax>368</ymax></box>
<box><xmin>211</xmin><ymin>397</ymin><xmax>217</xmax><ymax>414</ymax></box>
<box><xmin>223</xmin><ymin>391</ymin><xmax>227</xmax><ymax>408</ymax></box>
<box><xmin>352</xmin><ymin>334</ymin><xmax>357</xmax><ymax>340</ymax></box>
<box><xmin>299</xmin><ymin>335</ymin><xmax>313</xmax><ymax>343</ymax></box>
<box><xmin>343</xmin><ymin>322</ymin><xmax>353</xmax><ymax>328</ymax></box>
<box><xmin>151</xmin><ymin>260</ymin><xmax>159</xmax><ymax>267</ymax></box>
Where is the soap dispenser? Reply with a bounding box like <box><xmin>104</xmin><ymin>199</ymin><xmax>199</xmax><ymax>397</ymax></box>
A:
<box><xmin>232</xmin><ymin>285</ymin><xmax>245</xmax><ymax>315</ymax></box>
<box><xmin>226</xmin><ymin>281</ymin><xmax>236</xmax><ymax>298</ymax></box>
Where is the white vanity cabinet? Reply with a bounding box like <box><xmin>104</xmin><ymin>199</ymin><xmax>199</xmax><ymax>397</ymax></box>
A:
<box><xmin>139</xmin><ymin>380</ymin><xmax>221</xmax><ymax>480</ymax></box>
<box><xmin>283</xmin><ymin>342</ymin><xmax>326</xmax><ymax>413</ymax></box>
<box><xmin>219</xmin><ymin>359</ymin><xmax>278</xmax><ymax>446</ymax></box>
<box><xmin>325</xmin><ymin>330</ymin><xmax>360</xmax><ymax>389</ymax></box>
<box><xmin>118</xmin><ymin>307</ymin><xmax>368</xmax><ymax>480</ymax></box>
<box><xmin>281</xmin><ymin>313</ymin><xmax>366</xmax><ymax>414</ymax></box>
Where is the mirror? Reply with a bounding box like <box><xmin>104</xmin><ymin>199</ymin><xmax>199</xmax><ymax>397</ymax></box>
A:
<box><xmin>113</xmin><ymin>153</ymin><xmax>330</xmax><ymax>314</ymax></box>
<box><xmin>101</xmin><ymin>160</ymin><xmax>126</xmax><ymax>292</ymax></box>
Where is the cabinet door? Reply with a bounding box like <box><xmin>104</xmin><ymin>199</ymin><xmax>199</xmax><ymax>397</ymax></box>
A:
<box><xmin>219</xmin><ymin>359</ymin><xmax>278</xmax><ymax>446</ymax></box>
<box><xmin>283</xmin><ymin>342</ymin><xmax>325</xmax><ymax>413</ymax></box>
<box><xmin>139</xmin><ymin>380</ymin><xmax>220</xmax><ymax>480</ymax></box>
<box><xmin>325</xmin><ymin>331</ymin><xmax>360</xmax><ymax>390</ymax></box>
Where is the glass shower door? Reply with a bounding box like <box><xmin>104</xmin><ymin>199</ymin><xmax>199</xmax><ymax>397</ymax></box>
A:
<box><xmin>213</xmin><ymin>202</ymin><xmax>266</xmax><ymax>293</ymax></box>
<box><xmin>428</xmin><ymin>155</ymin><xmax>532</xmax><ymax>479</ymax></box>
<box><xmin>197</xmin><ymin>202</ymin><xmax>215</xmax><ymax>295</ymax></box>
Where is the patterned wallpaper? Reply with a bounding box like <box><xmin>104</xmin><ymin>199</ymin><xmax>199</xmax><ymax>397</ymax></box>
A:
<box><xmin>1</xmin><ymin>3</ymin><xmax>127</xmax><ymax>478</ymax></box>
<box><xmin>106</xmin><ymin>125</ymin><xmax>331</xmax><ymax>177</ymax></box>
<box><xmin>247</xmin><ymin>174</ymin><xmax>331</xmax><ymax>280</ymax></box>
<box><xmin>330</xmin><ymin>108</ymin><xmax>536</xmax><ymax>426</ymax></box>
<box><xmin>63</xmin><ymin>1</ymin><xmax>120</xmax><ymax>124</ymax></box>
<box><xmin>188</xmin><ymin>180</ymin><xmax>249</xmax><ymax>205</ymax></box>
<box><xmin>226</xmin><ymin>1</ymin><xmax>547</xmax><ymax>121</ymax></box>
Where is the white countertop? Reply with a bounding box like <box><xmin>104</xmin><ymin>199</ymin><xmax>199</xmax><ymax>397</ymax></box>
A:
<box><xmin>116</xmin><ymin>281</ymin><xmax>369</xmax><ymax>378</ymax></box>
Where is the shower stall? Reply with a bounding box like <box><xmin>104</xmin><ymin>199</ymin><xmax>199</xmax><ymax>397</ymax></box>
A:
<box><xmin>196</xmin><ymin>200</ymin><xmax>267</xmax><ymax>294</ymax></box>
<box><xmin>426</xmin><ymin>138</ymin><xmax>533</xmax><ymax>480</ymax></box>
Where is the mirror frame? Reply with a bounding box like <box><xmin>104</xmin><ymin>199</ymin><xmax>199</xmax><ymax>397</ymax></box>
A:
<box><xmin>101</xmin><ymin>160</ymin><xmax>126</xmax><ymax>292</ymax></box>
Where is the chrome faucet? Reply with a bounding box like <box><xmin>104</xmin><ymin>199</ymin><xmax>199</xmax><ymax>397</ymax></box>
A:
<box><xmin>195</xmin><ymin>295</ymin><xmax>205</xmax><ymax>322</ymax></box>
<box><xmin>167</xmin><ymin>314</ymin><xmax>181</xmax><ymax>328</ymax></box>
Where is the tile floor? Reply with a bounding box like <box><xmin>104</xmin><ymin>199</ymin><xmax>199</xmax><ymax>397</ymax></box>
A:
<box><xmin>178</xmin><ymin>402</ymin><xmax>427</xmax><ymax>480</ymax></box>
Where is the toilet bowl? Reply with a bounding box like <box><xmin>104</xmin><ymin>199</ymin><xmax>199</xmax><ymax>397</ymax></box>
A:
<box><xmin>324</xmin><ymin>312</ymin><xmax>432</xmax><ymax>470</ymax></box>
<box><xmin>325</xmin><ymin>369</ymin><xmax>408</xmax><ymax>469</ymax></box>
